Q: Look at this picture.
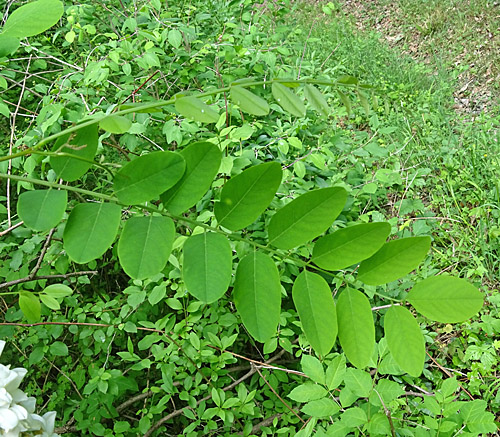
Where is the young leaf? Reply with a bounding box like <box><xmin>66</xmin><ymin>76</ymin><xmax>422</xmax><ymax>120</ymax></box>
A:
<box><xmin>175</xmin><ymin>96</ymin><xmax>219</xmax><ymax>123</ymax></box>
<box><xmin>215</xmin><ymin>162</ymin><xmax>282</xmax><ymax>231</ymax></box>
<box><xmin>312</xmin><ymin>222</ymin><xmax>391</xmax><ymax>271</ymax></box>
<box><xmin>230</xmin><ymin>86</ymin><xmax>269</xmax><ymax>116</ymax></box>
<box><xmin>113</xmin><ymin>151</ymin><xmax>185</xmax><ymax>205</ymax></box>
<box><xmin>357</xmin><ymin>236</ymin><xmax>431</xmax><ymax>285</ymax></box>
<box><xmin>292</xmin><ymin>271</ymin><xmax>337</xmax><ymax>356</ymax></box>
<box><xmin>19</xmin><ymin>291</ymin><xmax>41</xmax><ymax>322</ymax></box>
<box><xmin>344</xmin><ymin>368</ymin><xmax>372</xmax><ymax>398</ymax></box>
<box><xmin>118</xmin><ymin>216</ymin><xmax>175</xmax><ymax>280</ymax></box>
<box><xmin>63</xmin><ymin>202</ymin><xmax>121</xmax><ymax>264</ymax></box>
<box><xmin>43</xmin><ymin>284</ymin><xmax>73</xmax><ymax>298</ymax></box>
<box><xmin>183</xmin><ymin>232</ymin><xmax>232</xmax><ymax>303</ymax></box>
<box><xmin>302</xmin><ymin>398</ymin><xmax>339</xmax><ymax>418</ymax></box>
<box><xmin>233</xmin><ymin>251</ymin><xmax>281</xmax><ymax>343</ymax></box>
<box><xmin>384</xmin><ymin>306</ymin><xmax>425</xmax><ymax>377</ymax></box>
<box><xmin>17</xmin><ymin>190</ymin><xmax>67</xmax><ymax>231</ymax></box>
<box><xmin>407</xmin><ymin>275</ymin><xmax>483</xmax><ymax>323</ymax></box>
<box><xmin>325</xmin><ymin>355</ymin><xmax>346</xmax><ymax>390</ymax></box>
<box><xmin>50</xmin><ymin>124</ymin><xmax>99</xmax><ymax>182</ymax></box>
<box><xmin>268</xmin><ymin>187</ymin><xmax>347</xmax><ymax>250</ymax></box>
<box><xmin>301</xmin><ymin>355</ymin><xmax>325</xmax><ymax>385</ymax></box>
<box><xmin>99</xmin><ymin>115</ymin><xmax>132</xmax><ymax>134</ymax></box>
<box><xmin>304</xmin><ymin>84</ymin><xmax>330</xmax><ymax>117</ymax></box>
<box><xmin>272</xmin><ymin>82</ymin><xmax>306</xmax><ymax>117</ymax></box>
<box><xmin>288</xmin><ymin>383</ymin><xmax>327</xmax><ymax>403</ymax></box>
<box><xmin>161</xmin><ymin>142</ymin><xmax>221</xmax><ymax>214</ymax></box>
<box><xmin>2</xmin><ymin>0</ymin><xmax>64</xmax><ymax>38</ymax></box>
<box><xmin>40</xmin><ymin>294</ymin><xmax>60</xmax><ymax>310</ymax></box>
<box><xmin>337</xmin><ymin>288</ymin><xmax>375</xmax><ymax>369</ymax></box>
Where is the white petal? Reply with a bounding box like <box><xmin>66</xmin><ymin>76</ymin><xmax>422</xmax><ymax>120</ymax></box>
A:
<box><xmin>0</xmin><ymin>388</ymin><xmax>13</xmax><ymax>407</ymax></box>
<box><xmin>10</xmin><ymin>404</ymin><xmax>28</xmax><ymax>421</ymax></box>
<box><xmin>0</xmin><ymin>407</ymin><xmax>19</xmax><ymax>431</ymax></box>
<box><xmin>27</xmin><ymin>413</ymin><xmax>44</xmax><ymax>430</ymax></box>
<box><xmin>10</xmin><ymin>388</ymin><xmax>28</xmax><ymax>404</ymax></box>
<box><xmin>42</xmin><ymin>411</ymin><xmax>57</xmax><ymax>434</ymax></box>
<box><xmin>0</xmin><ymin>365</ymin><xmax>17</xmax><ymax>390</ymax></box>
<box><xmin>0</xmin><ymin>340</ymin><xmax>5</xmax><ymax>358</ymax></box>
<box><xmin>5</xmin><ymin>368</ymin><xmax>27</xmax><ymax>392</ymax></box>
<box><xmin>18</xmin><ymin>396</ymin><xmax>36</xmax><ymax>414</ymax></box>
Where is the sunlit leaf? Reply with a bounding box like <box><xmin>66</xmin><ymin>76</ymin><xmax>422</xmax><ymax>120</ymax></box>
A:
<box><xmin>358</xmin><ymin>236</ymin><xmax>431</xmax><ymax>285</ymax></box>
<box><xmin>19</xmin><ymin>291</ymin><xmax>41</xmax><ymax>322</ymax></box>
<box><xmin>337</xmin><ymin>288</ymin><xmax>375</xmax><ymax>369</ymax></box>
<box><xmin>114</xmin><ymin>151</ymin><xmax>185</xmax><ymax>205</ymax></box>
<box><xmin>407</xmin><ymin>275</ymin><xmax>483</xmax><ymax>323</ymax></box>
<box><xmin>161</xmin><ymin>142</ymin><xmax>221</xmax><ymax>214</ymax></box>
<box><xmin>272</xmin><ymin>82</ymin><xmax>306</xmax><ymax>117</ymax></box>
<box><xmin>42</xmin><ymin>284</ymin><xmax>73</xmax><ymax>298</ymax></box>
<box><xmin>384</xmin><ymin>306</ymin><xmax>425</xmax><ymax>377</ymax></box>
<box><xmin>233</xmin><ymin>251</ymin><xmax>281</xmax><ymax>343</ymax></box>
<box><xmin>118</xmin><ymin>216</ymin><xmax>175</xmax><ymax>279</ymax></box>
<box><xmin>50</xmin><ymin>124</ymin><xmax>99</xmax><ymax>182</ymax></box>
<box><xmin>302</xmin><ymin>398</ymin><xmax>339</xmax><ymax>418</ymax></box>
<box><xmin>183</xmin><ymin>232</ymin><xmax>232</xmax><ymax>303</ymax></box>
<box><xmin>313</xmin><ymin>222</ymin><xmax>390</xmax><ymax>271</ymax></box>
<box><xmin>40</xmin><ymin>294</ymin><xmax>60</xmax><ymax>310</ymax></box>
<box><xmin>99</xmin><ymin>115</ymin><xmax>132</xmax><ymax>134</ymax></box>
<box><xmin>268</xmin><ymin>187</ymin><xmax>347</xmax><ymax>250</ymax></box>
<box><xmin>230</xmin><ymin>86</ymin><xmax>269</xmax><ymax>116</ymax></box>
<box><xmin>304</xmin><ymin>84</ymin><xmax>330</xmax><ymax>117</ymax></box>
<box><xmin>0</xmin><ymin>35</ymin><xmax>20</xmax><ymax>57</ymax></box>
<box><xmin>215</xmin><ymin>162</ymin><xmax>282</xmax><ymax>231</ymax></box>
<box><xmin>63</xmin><ymin>202</ymin><xmax>121</xmax><ymax>264</ymax></box>
<box><xmin>175</xmin><ymin>96</ymin><xmax>219</xmax><ymax>123</ymax></box>
<box><xmin>292</xmin><ymin>270</ymin><xmax>337</xmax><ymax>355</ymax></box>
<box><xmin>17</xmin><ymin>190</ymin><xmax>67</xmax><ymax>231</ymax></box>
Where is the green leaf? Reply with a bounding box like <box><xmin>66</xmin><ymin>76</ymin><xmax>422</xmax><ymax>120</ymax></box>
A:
<box><xmin>0</xmin><ymin>102</ymin><xmax>9</xmax><ymax>117</ymax></box>
<box><xmin>19</xmin><ymin>291</ymin><xmax>41</xmax><ymax>322</ymax></box>
<box><xmin>301</xmin><ymin>355</ymin><xmax>325</xmax><ymax>385</ymax></box>
<box><xmin>40</xmin><ymin>294</ymin><xmax>60</xmax><ymax>310</ymax></box>
<box><xmin>215</xmin><ymin>162</ymin><xmax>282</xmax><ymax>231</ymax></box>
<box><xmin>50</xmin><ymin>124</ymin><xmax>99</xmax><ymax>182</ymax></box>
<box><xmin>272</xmin><ymin>82</ymin><xmax>306</xmax><ymax>117</ymax></box>
<box><xmin>407</xmin><ymin>275</ymin><xmax>483</xmax><ymax>323</ymax></box>
<box><xmin>99</xmin><ymin>115</ymin><xmax>132</xmax><ymax>134</ymax></box>
<box><xmin>302</xmin><ymin>398</ymin><xmax>339</xmax><ymax>418</ymax></box>
<box><xmin>0</xmin><ymin>35</ymin><xmax>20</xmax><ymax>57</ymax></box>
<box><xmin>168</xmin><ymin>29</ymin><xmax>182</xmax><ymax>48</ymax></box>
<box><xmin>2</xmin><ymin>0</ymin><xmax>64</xmax><ymax>38</ymax></box>
<box><xmin>341</xmin><ymin>407</ymin><xmax>367</xmax><ymax>427</ymax></box>
<box><xmin>357</xmin><ymin>236</ymin><xmax>431</xmax><ymax>285</ymax></box>
<box><xmin>161</xmin><ymin>142</ymin><xmax>221</xmax><ymax>214</ymax></box>
<box><xmin>344</xmin><ymin>368</ymin><xmax>372</xmax><ymax>398</ymax></box>
<box><xmin>63</xmin><ymin>203</ymin><xmax>121</xmax><ymax>264</ymax></box>
<box><xmin>338</xmin><ymin>91</ymin><xmax>352</xmax><ymax>115</ymax></box>
<box><xmin>42</xmin><ymin>284</ymin><xmax>73</xmax><ymax>298</ymax></box>
<box><xmin>49</xmin><ymin>341</ymin><xmax>68</xmax><ymax>356</ymax></box>
<box><xmin>312</xmin><ymin>222</ymin><xmax>391</xmax><ymax>270</ymax></box>
<box><xmin>113</xmin><ymin>151</ymin><xmax>185</xmax><ymax>205</ymax></box>
<box><xmin>17</xmin><ymin>189</ymin><xmax>67</xmax><ymax>231</ymax></box>
<box><xmin>292</xmin><ymin>271</ymin><xmax>337</xmax><ymax>356</ymax></box>
<box><xmin>357</xmin><ymin>90</ymin><xmax>370</xmax><ymax>116</ymax></box>
<box><xmin>230</xmin><ymin>86</ymin><xmax>269</xmax><ymax>116</ymax></box>
<box><xmin>337</xmin><ymin>288</ymin><xmax>375</xmax><ymax>369</ymax></box>
<box><xmin>288</xmin><ymin>383</ymin><xmax>327</xmax><ymax>403</ymax></box>
<box><xmin>370</xmin><ymin>379</ymin><xmax>404</xmax><ymax>407</ymax></box>
<box><xmin>183</xmin><ymin>232</ymin><xmax>232</xmax><ymax>303</ymax></box>
<box><xmin>268</xmin><ymin>187</ymin><xmax>347</xmax><ymax>250</ymax></box>
<box><xmin>304</xmin><ymin>84</ymin><xmax>330</xmax><ymax>117</ymax></box>
<box><xmin>148</xmin><ymin>284</ymin><xmax>166</xmax><ymax>306</ymax></box>
<box><xmin>325</xmin><ymin>355</ymin><xmax>346</xmax><ymax>390</ymax></box>
<box><xmin>384</xmin><ymin>306</ymin><xmax>425</xmax><ymax>377</ymax></box>
<box><xmin>233</xmin><ymin>251</ymin><xmax>281</xmax><ymax>343</ymax></box>
<box><xmin>118</xmin><ymin>216</ymin><xmax>175</xmax><ymax>280</ymax></box>
<box><xmin>175</xmin><ymin>96</ymin><xmax>219</xmax><ymax>123</ymax></box>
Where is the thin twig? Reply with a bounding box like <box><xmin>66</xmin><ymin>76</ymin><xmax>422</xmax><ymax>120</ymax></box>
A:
<box><xmin>0</xmin><ymin>271</ymin><xmax>97</xmax><ymax>290</ymax></box>
<box><xmin>0</xmin><ymin>221</ymin><xmax>24</xmax><ymax>236</ymax></box>
<box><xmin>29</xmin><ymin>229</ymin><xmax>55</xmax><ymax>278</ymax></box>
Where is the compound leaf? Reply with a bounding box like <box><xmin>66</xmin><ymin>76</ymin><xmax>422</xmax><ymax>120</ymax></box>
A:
<box><xmin>175</xmin><ymin>96</ymin><xmax>219</xmax><ymax>123</ymax></box>
<box><xmin>183</xmin><ymin>232</ymin><xmax>232</xmax><ymax>303</ymax></box>
<box><xmin>118</xmin><ymin>215</ymin><xmax>175</xmax><ymax>280</ymax></box>
<box><xmin>230</xmin><ymin>86</ymin><xmax>269</xmax><ymax>116</ymax></box>
<box><xmin>407</xmin><ymin>275</ymin><xmax>483</xmax><ymax>323</ymax></box>
<box><xmin>272</xmin><ymin>82</ymin><xmax>306</xmax><ymax>117</ymax></box>
<box><xmin>63</xmin><ymin>202</ymin><xmax>121</xmax><ymax>264</ymax></box>
<box><xmin>17</xmin><ymin>189</ymin><xmax>67</xmax><ymax>231</ymax></box>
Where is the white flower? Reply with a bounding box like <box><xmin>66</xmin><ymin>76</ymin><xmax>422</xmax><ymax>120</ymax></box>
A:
<box><xmin>0</xmin><ymin>407</ymin><xmax>19</xmax><ymax>432</ymax></box>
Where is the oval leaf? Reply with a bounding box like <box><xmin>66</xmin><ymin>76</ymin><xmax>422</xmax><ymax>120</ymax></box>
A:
<box><xmin>292</xmin><ymin>270</ymin><xmax>337</xmax><ymax>356</ymax></box>
<box><xmin>99</xmin><ymin>115</ymin><xmax>132</xmax><ymax>134</ymax></box>
<box><xmin>17</xmin><ymin>190</ymin><xmax>67</xmax><ymax>231</ymax></box>
<box><xmin>183</xmin><ymin>232</ymin><xmax>232</xmax><ymax>303</ymax></box>
<box><xmin>175</xmin><ymin>96</ymin><xmax>219</xmax><ymax>123</ymax></box>
<box><xmin>161</xmin><ymin>142</ymin><xmax>221</xmax><ymax>214</ymax></box>
<box><xmin>0</xmin><ymin>35</ymin><xmax>20</xmax><ymax>57</ymax></box>
<box><xmin>63</xmin><ymin>202</ymin><xmax>121</xmax><ymax>264</ymax></box>
<box><xmin>215</xmin><ymin>162</ymin><xmax>282</xmax><ymax>231</ymax></box>
<box><xmin>302</xmin><ymin>398</ymin><xmax>339</xmax><ymax>418</ymax></box>
<box><xmin>2</xmin><ymin>0</ymin><xmax>64</xmax><ymax>38</ymax></box>
<box><xmin>233</xmin><ymin>251</ymin><xmax>281</xmax><ymax>343</ymax></box>
<box><xmin>268</xmin><ymin>187</ymin><xmax>347</xmax><ymax>250</ymax></box>
<box><xmin>337</xmin><ymin>288</ymin><xmax>375</xmax><ymax>369</ymax></box>
<box><xmin>230</xmin><ymin>86</ymin><xmax>269</xmax><ymax>116</ymax></box>
<box><xmin>50</xmin><ymin>124</ymin><xmax>99</xmax><ymax>182</ymax></box>
<box><xmin>114</xmin><ymin>151</ymin><xmax>185</xmax><ymax>205</ymax></box>
<box><xmin>313</xmin><ymin>222</ymin><xmax>391</xmax><ymax>271</ymax></box>
<box><xmin>40</xmin><ymin>294</ymin><xmax>60</xmax><ymax>310</ymax></box>
<box><xmin>19</xmin><ymin>291</ymin><xmax>41</xmax><ymax>322</ymax></box>
<box><xmin>407</xmin><ymin>275</ymin><xmax>483</xmax><ymax>323</ymax></box>
<box><xmin>43</xmin><ymin>284</ymin><xmax>73</xmax><ymax>298</ymax></box>
<box><xmin>272</xmin><ymin>82</ymin><xmax>306</xmax><ymax>117</ymax></box>
<box><xmin>304</xmin><ymin>84</ymin><xmax>330</xmax><ymax>117</ymax></box>
<box><xmin>384</xmin><ymin>306</ymin><xmax>425</xmax><ymax>377</ymax></box>
<box><xmin>118</xmin><ymin>216</ymin><xmax>175</xmax><ymax>280</ymax></box>
<box><xmin>358</xmin><ymin>236</ymin><xmax>431</xmax><ymax>285</ymax></box>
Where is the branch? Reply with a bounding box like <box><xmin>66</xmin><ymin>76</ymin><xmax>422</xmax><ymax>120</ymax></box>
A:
<box><xmin>0</xmin><ymin>271</ymin><xmax>97</xmax><ymax>290</ymax></box>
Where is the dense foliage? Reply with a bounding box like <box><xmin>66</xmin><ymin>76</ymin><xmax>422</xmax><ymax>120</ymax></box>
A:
<box><xmin>0</xmin><ymin>0</ymin><xmax>499</xmax><ymax>436</ymax></box>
